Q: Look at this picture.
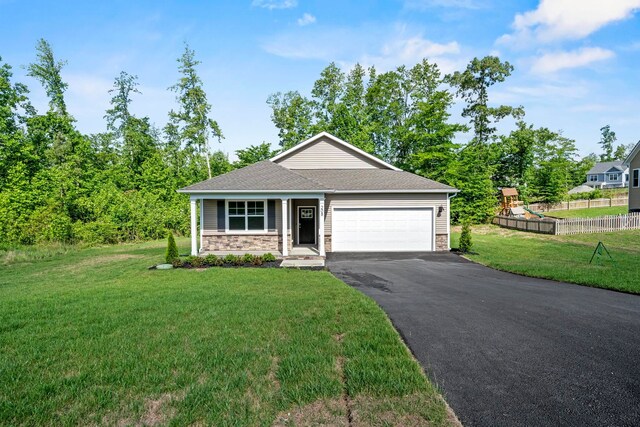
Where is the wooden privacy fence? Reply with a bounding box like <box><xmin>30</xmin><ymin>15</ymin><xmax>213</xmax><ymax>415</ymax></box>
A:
<box><xmin>554</xmin><ymin>212</ymin><xmax>640</xmax><ymax>235</ymax></box>
<box><xmin>492</xmin><ymin>216</ymin><xmax>557</xmax><ymax>234</ymax></box>
<box><xmin>493</xmin><ymin>212</ymin><xmax>640</xmax><ymax>235</ymax></box>
<box><xmin>528</xmin><ymin>197</ymin><xmax>627</xmax><ymax>213</ymax></box>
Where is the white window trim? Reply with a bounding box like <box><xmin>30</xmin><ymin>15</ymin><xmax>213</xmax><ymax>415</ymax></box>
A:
<box><xmin>607</xmin><ymin>173</ymin><xmax>619</xmax><ymax>181</ymax></box>
<box><xmin>633</xmin><ymin>169</ymin><xmax>640</xmax><ymax>188</ymax></box>
<box><xmin>225</xmin><ymin>199</ymin><xmax>268</xmax><ymax>233</ymax></box>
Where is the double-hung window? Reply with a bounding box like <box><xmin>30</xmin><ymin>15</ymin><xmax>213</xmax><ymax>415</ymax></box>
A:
<box><xmin>633</xmin><ymin>169</ymin><xmax>640</xmax><ymax>188</ymax></box>
<box><xmin>588</xmin><ymin>175</ymin><xmax>598</xmax><ymax>182</ymax></box>
<box><xmin>228</xmin><ymin>201</ymin><xmax>265</xmax><ymax>231</ymax></box>
<box><xmin>608</xmin><ymin>173</ymin><xmax>619</xmax><ymax>181</ymax></box>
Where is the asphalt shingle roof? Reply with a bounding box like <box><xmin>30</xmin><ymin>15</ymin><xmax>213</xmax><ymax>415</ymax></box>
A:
<box><xmin>179</xmin><ymin>160</ymin><xmax>329</xmax><ymax>192</ymax></box>
<box><xmin>587</xmin><ymin>161</ymin><xmax>626</xmax><ymax>175</ymax></box>
<box><xmin>293</xmin><ymin>169</ymin><xmax>456</xmax><ymax>191</ymax></box>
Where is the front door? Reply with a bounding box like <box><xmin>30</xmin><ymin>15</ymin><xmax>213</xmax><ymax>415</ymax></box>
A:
<box><xmin>298</xmin><ymin>206</ymin><xmax>316</xmax><ymax>244</ymax></box>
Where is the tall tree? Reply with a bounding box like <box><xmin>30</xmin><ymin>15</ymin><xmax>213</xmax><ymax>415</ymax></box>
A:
<box><xmin>598</xmin><ymin>125</ymin><xmax>617</xmax><ymax>162</ymax></box>
<box><xmin>267</xmin><ymin>91</ymin><xmax>313</xmax><ymax>150</ymax></box>
<box><xmin>26</xmin><ymin>39</ymin><xmax>68</xmax><ymax>115</ymax></box>
<box><xmin>234</xmin><ymin>142</ymin><xmax>277</xmax><ymax>168</ymax></box>
<box><xmin>446</xmin><ymin>56</ymin><xmax>523</xmax><ymax>146</ymax></box>
<box><xmin>167</xmin><ymin>44</ymin><xmax>223</xmax><ymax>179</ymax></box>
<box><xmin>105</xmin><ymin>71</ymin><xmax>140</xmax><ymax>139</ymax></box>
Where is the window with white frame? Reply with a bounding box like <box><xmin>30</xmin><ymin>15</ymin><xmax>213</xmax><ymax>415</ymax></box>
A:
<box><xmin>608</xmin><ymin>173</ymin><xmax>619</xmax><ymax>181</ymax></box>
<box><xmin>633</xmin><ymin>169</ymin><xmax>640</xmax><ymax>188</ymax></box>
<box><xmin>588</xmin><ymin>175</ymin><xmax>598</xmax><ymax>182</ymax></box>
<box><xmin>227</xmin><ymin>201</ymin><xmax>265</xmax><ymax>231</ymax></box>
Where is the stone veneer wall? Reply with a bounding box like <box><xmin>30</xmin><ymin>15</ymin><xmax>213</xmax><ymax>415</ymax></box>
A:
<box><xmin>435</xmin><ymin>234</ymin><xmax>449</xmax><ymax>251</ymax></box>
<box><xmin>324</xmin><ymin>235</ymin><xmax>332</xmax><ymax>253</ymax></box>
<box><xmin>202</xmin><ymin>233</ymin><xmax>279</xmax><ymax>252</ymax></box>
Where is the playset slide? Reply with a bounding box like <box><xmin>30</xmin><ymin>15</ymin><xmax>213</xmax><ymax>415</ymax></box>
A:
<box><xmin>524</xmin><ymin>206</ymin><xmax>544</xmax><ymax>218</ymax></box>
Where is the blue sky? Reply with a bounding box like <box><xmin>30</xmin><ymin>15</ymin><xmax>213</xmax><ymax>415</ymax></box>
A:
<box><xmin>1</xmin><ymin>0</ymin><xmax>639</xmax><ymax>158</ymax></box>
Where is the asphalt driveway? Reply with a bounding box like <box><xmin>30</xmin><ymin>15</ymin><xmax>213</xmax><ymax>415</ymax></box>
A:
<box><xmin>327</xmin><ymin>252</ymin><xmax>640</xmax><ymax>427</ymax></box>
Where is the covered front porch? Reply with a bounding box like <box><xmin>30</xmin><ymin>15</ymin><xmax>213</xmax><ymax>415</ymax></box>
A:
<box><xmin>188</xmin><ymin>193</ymin><xmax>326</xmax><ymax>260</ymax></box>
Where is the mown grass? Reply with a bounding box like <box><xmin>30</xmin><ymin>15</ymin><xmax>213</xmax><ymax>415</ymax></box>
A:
<box><xmin>452</xmin><ymin>225</ymin><xmax>640</xmax><ymax>294</ymax></box>
<box><xmin>545</xmin><ymin>206</ymin><xmax>628</xmax><ymax>218</ymax></box>
<box><xmin>0</xmin><ymin>239</ymin><xmax>452</xmax><ymax>426</ymax></box>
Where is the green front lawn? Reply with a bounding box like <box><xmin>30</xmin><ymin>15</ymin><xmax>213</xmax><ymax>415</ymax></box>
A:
<box><xmin>545</xmin><ymin>206</ymin><xmax>628</xmax><ymax>218</ymax></box>
<box><xmin>0</xmin><ymin>240</ymin><xmax>453</xmax><ymax>426</ymax></box>
<box><xmin>452</xmin><ymin>226</ymin><xmax>640</xmax><ymax>294</ymax></box>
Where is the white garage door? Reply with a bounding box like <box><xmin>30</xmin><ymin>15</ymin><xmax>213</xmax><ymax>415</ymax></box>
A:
<box><xmin>332</xmin><ymin>207</ymin><xmax>433</xmax><ymax>252</ymax></box>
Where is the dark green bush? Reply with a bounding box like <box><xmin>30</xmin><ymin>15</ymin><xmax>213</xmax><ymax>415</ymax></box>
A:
<box><xmin>204</xmin><ymin>254</ymin><xmax>218</xmax><ymax>265</ymax></box>
<box><xmin>251</xmin><ymin>255</ymin><xmax>264</xmax><ymax>266</ymax></box>
<box><xmin>459</xmin><ymin>221</ymin><xmax>473</xmax><ymax>253</ymax></box>
<box><xmin>242</xmin><ymin>253</ymin><xmax>255</xmax><ymax>264</ymax></box>
<box><xmin>165</xmin><ymin>232</ymin><xmax>179</xmax><ymax>263</ymax></box>
<box><xmin>214</xmin><ymin>257</ymin><xmax>224</xmax><ymax>266</ymax></box>
<box><xmin>263</xmin><ymin>253</ymin><xmax>276</xmax><ymax>262</ymax></box>
<box><xmin>223</xmin><ymin>254</ymin><xmax>237</xmax><ymax>264</ymax></box>
<box><xmin>171</xmin><ymin>258</ymin><xmax>183</xmax><ymax>268</ymax></box>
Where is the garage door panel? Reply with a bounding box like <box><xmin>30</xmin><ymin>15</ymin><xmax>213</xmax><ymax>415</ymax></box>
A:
<box><xmin>332</xmin><ymin>207</ymin><xmax>433</xmax><ymax>252</ymax></box>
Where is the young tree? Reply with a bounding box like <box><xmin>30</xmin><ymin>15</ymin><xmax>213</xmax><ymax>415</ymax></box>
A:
<box><xmin>167</xmin><ymin>44</ymin><xmax>223</xmax><ymax>179</ymax></box>
<box><xmin>26</xmin><ymin>39</ymin><xmax>68</xmax><ymax>115</ymax></box>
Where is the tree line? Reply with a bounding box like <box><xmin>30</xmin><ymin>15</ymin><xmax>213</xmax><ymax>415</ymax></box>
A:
<box><xmin>0</xmin><ymin>40</ymin><xmax>632</xmax><ymax>246</ymax></box>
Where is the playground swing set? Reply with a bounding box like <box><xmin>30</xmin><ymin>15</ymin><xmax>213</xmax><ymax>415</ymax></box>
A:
<box><xmin>499</xmin><ymin>187</ymin><xmax>545</xmax><ymax>219</ymax></box>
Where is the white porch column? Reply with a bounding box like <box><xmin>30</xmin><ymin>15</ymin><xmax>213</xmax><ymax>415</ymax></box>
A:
<box><xmin>190</xmin><ymin>198</ymin><xmax>198</xmax><ymax>256</ymax></box>
<box><xmin>281</xmin><ymin>198</ymin><xmax>289</xmax><ymax>257</ymax></box>
<box><xmin>199</xmin><ymin>198</ymin><xmax>204</xmax><ymax>252</ymax></box>
<box><xmin>318</xmin><ymin>197</ymin><xmax>325</xmax><ymax>256</ymax></box>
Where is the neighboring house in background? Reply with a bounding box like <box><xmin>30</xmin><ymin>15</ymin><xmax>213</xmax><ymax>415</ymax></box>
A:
<box><xmin>585</xmin><ymin>161</ymin><xmax>629</xmax><ymax>189</ymax></box>
<box><xmin>179</xmin><ymin>132</ymin><xmax>458</xmax><ymax>259</ymax></box>
<box><xmin>624</xmin><ymin>141</ymin><xmax>640</xmax><ymax>212</ymax></box>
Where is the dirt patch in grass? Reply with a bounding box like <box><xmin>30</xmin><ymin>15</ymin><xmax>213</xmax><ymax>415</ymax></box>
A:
<box><xmin>53</xmin><ymin>254</ymin><xmax>146</xmax><ymax>273</ymax></box>
<box><xmin>351</xmin><ymin>394</ymin><xmax>462</xmax><ymax>427</ymax></box>
<box><xmin>272</xmin><ymin>398</ymin><xmax>348</xmax><ymax>426</ymax></box>
<box><xmin>140</xmin><ymin>390</ymin><xmax>186</xmax><ymax>426</ymax></box>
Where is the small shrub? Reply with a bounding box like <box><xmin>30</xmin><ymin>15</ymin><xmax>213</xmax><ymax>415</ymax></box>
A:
<box><xmin>242</xmin><ymin>253</ymin><xmax>255</xmax><ymax>264</ymax></box>
<box><xmin>251</xmin><ymin>255</ymin><xmax>264</xmax><ymax>266</ymax></box>
<box><xmin>223</xmin><ymin>254</ymin><xmax>237</xmax><ymax>264</ymax></box>
<box><xmin>171</xmin><ymin>258</ymin><xmax>183</xmax><ymax>268</ymax></box>
<box><xmin>459</xmin><ymin>221</ymin><xmax>473</xmax><ymax>253</ymax></box>
<box><xmin>232</xmin><ymin>255</ymin><xmax>244</xmax><ymax>266</ymax></box>
<box><xmin>214</xmin><ymin>257</ymin><xmax>224</xmax><ymax>267</ymax></box>
<box><xmin>184</xmin><ymin>255</ymin><xmax>197</xmax><ymax>267</ymax></box>
<box><xmin>204</xmin><ymin>254</ymin><xmax>218</xmax><ymax>265</ymax></box>
<box><xmin>190</xmin><ymin>256</ymin><xmax>205</xmax><ymax>268</ymax></box>
<box><xmin>165</xmin><ymin>232</ymin><xmax>179</xmax><ymax>263</ymax></box>
<box><xmin>263</xmin><ymin>253</ymin><xmax>276</xmax><ymax>262</ymax></box>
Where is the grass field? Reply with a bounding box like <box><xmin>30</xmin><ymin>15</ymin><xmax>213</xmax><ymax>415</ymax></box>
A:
<box><xmin>452</xmin><ymin>225</ymin><xmax>640</xmax><ymax>294</ymax></box>
<box><xmin>545</xmin><ymin>206</ymin><xmax>628</xmax><ymax>218</ymax></box>
<box><xmin>0</xmin><ymin>239</ymin><xmax>454</xmax><ymax>426</ymax></box>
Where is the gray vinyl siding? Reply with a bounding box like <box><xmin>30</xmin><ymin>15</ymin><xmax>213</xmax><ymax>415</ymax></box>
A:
<box><xmin>630</xmin><ymin>155</ymin><xmax>640</xmax><ymax>211</ymax></box>
<box><xmin>274</xmin><ymin>136</ymin><xmax>386</xmax><ymax>170</ymax></box>
<box><xmin>202</xmin><ymin>199</ymin><xmax>284</xmax><ymax>233</ymax></box>
<box><xmin>325</xmin><ymin>193</ymin><xmax>449</xmax><ymax>235</ymax></box>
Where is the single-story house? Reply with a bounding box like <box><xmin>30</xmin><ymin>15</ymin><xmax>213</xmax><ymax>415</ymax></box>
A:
<box><xmin>585</xmin><ymin>161</ymin><xmax>629</xmax><ymax>189</ymax></box>
<box><xmin>178</xmin><ymin>132</ymin><xmax>458</xmax><ymax>258</ymax></box>
<box><xmin>624</xmin><ymin>140</ymin><xmax>640</xmax><ymax>212</ymax></box>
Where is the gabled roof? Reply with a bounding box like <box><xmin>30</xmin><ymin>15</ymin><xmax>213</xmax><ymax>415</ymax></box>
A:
<box><xmin>587</xmin><ymin>161</ymin><xmax>626</xmax><ymax>175</ymax></box>
<box><xmin>625</xmin><ymin>140</ymin><xmax>640</xmax><ymax>166</ymax></box>
<box><xmin>293</xmin><ymin>169</ymin><xmax>456</xmax><ymax>192</ymax></box>
<box><xmin>270</xmin><ymin>132</ymin><xmax>401</xmax><ymax>171</ymax></box>
<box><xmin>178</xmin><ymin>160</ymin><xmax>329</xmax><ymax>193</ymax></box>
<box><xmin>501</xmin><ymin>188</ymin><xmax>518</xmax><ymax>196</ymax></box>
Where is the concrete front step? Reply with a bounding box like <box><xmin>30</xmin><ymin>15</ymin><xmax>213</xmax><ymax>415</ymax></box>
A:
<box><xmin>281</xmin><ymin>258</ymin><xmax>325</xmax><ymax>268</ymax></box>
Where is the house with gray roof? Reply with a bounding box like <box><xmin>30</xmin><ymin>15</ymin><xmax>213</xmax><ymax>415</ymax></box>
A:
<box><xmin>585</xmin><ymin>161</ymin><xmax>629</xmax><ymax>189</ymax></box>
<box><xmin>179</xmin><ymin>132</ymin><xmax>458</xmax><ymax>260</ymax></box>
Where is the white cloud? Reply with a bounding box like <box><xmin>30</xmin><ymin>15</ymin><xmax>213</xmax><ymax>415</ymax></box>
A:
<box><xmin>297</xmin><ymin>13</ymin><xmax>316</xmax><ymax>26</ymax></box>
<box><xmin>404</xmin><ymin>0</ymin><xmax>485</xmax><ymax>9</ymax></box>
<box><xmin>252</xmin><ymin>0</ymin><xmax>297</xmax><ymax>10</ymax></box>
<box><xmin>262</xmin><ymin>24</ymin><xmax>463</xmax><ymax>72</ymax></box>
<box><xmin>499</xmin><ymin>0</ymin><xmax>640</xmax><ymax>46</ymax></box>
<box><xmin>531</xmin><ymin>47</ymin><xmax>614</xmax><ymax>74</ymax></box>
